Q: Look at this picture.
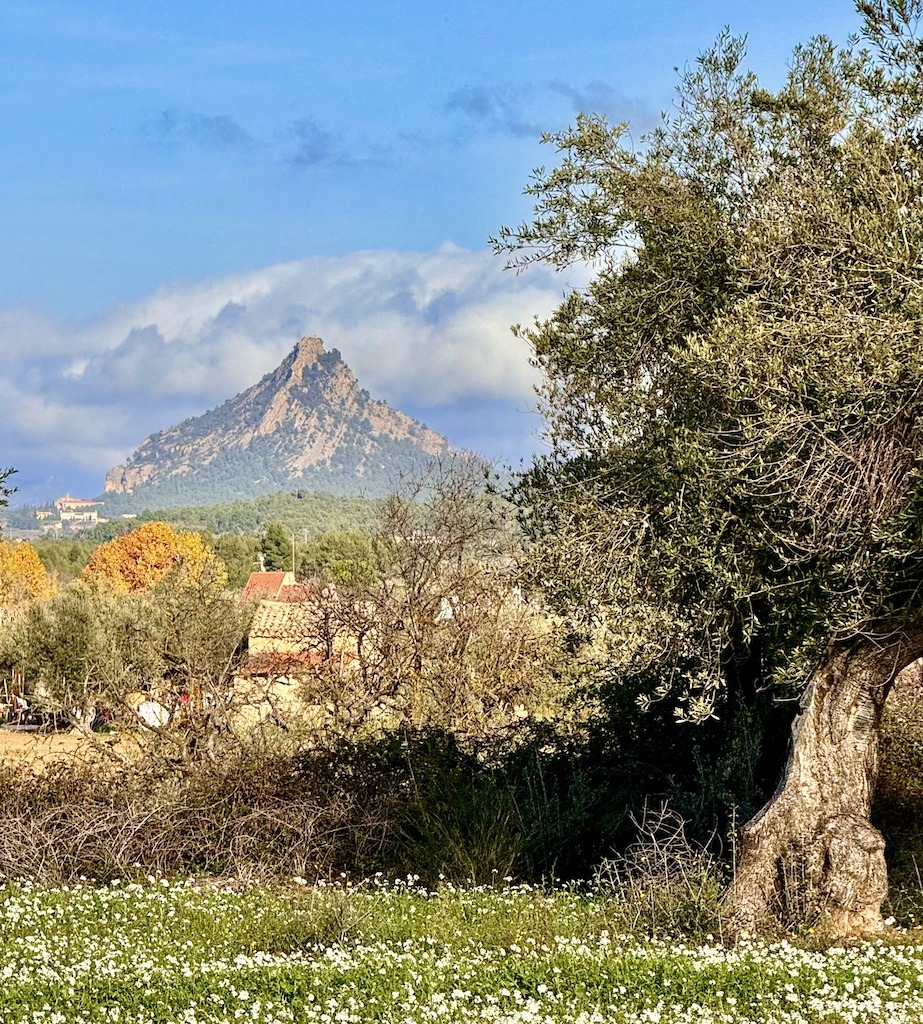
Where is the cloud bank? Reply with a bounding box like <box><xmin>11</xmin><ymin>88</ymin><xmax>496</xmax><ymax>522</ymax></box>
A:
<box><xmin>0</xmin><ymin>246</ymin><xmax>588</xmax><ymax>503</ymax></box>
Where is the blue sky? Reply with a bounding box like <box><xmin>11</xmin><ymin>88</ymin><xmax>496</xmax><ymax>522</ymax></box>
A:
<box><xmin>0</xmin><ymin>0</ymin><xmax>863</xmax><ymax>504</ymax></box>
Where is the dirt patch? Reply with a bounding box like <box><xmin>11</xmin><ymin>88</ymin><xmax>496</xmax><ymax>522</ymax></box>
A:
<box><xmin>0</xmin><ymin>728</ymin><xmax>115</xmax><ymax>770</ymax></box>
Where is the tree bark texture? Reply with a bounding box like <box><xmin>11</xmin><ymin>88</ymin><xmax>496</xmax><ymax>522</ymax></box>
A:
<box><xmin>726</xmin><ymin>636</ymin><xmax>923</xmax><ymax>937</ymax></box>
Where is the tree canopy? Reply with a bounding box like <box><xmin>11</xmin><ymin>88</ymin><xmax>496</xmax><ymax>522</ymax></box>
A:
<box><xmin>260</xmin><ymin>522</ymin><xmax>293</xmax><ymax>572</ymax></box>
<box><xmin>0</xmin><ymin>540</ymin><xmax>55</xmax><ymax>613</ymax></box>
<box><xmin>498</xmin><ymin>2</ymin><xmax>923</xmax><ymax>721</ymax></box>
<box><xmin>299</xmin><ymin>530</ymin><xmax>378</xmax><ymax>584</ymax></box>
<box><xmin>83</xmin><ymin>521</ymin><xmax>223</xmax><ymax>594</ymax></box>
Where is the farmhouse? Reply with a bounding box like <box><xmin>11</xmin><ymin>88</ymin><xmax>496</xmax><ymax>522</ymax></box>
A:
<box><xmin>240</xmin><ymin>572</ymin><xmax>353</xmax><ymax>678</ymax></box>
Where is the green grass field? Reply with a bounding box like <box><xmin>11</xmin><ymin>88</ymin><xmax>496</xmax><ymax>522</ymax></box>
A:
<box><xmin>1</xmin><ymin>878</ymin><xmax>922</xmax><ymax>1023</ymax></box>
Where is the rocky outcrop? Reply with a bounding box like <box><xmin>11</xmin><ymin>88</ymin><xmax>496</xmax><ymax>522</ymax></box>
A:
<box><xmin>103</xmin><ymin>337</ymin><xmax>449</xmax><ymax>506</ymax></box>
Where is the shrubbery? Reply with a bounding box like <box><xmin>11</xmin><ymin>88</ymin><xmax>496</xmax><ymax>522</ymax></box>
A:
<box><xmin>5</xmin><ymin>467</ymin><xmax>923</xmax><ymax>937</ymax></box>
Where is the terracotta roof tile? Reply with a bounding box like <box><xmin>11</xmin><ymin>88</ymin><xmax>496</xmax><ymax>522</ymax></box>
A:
<box><xmin>241</xmin><ymin>571</ymin><xmax>296</xmax><ymax>603</ymax></box>
<box><xmin>249</xmin><ymin>599</ymin><xmax>318</xmax><ymax>640</ymax></box>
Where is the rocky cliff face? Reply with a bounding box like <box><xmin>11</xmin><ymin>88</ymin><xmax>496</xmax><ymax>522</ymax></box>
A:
<box><xmin>104</xmin><ymin>337</ymin><xmax>449</xmax><ymax>507</ymax></box>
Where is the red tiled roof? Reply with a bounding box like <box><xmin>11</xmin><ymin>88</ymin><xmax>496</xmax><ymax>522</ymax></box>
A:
<box><xmin>249</xmin><ymin>599</ymin><xmax>318</xmax><ymax>640</ymax></box>
<box><xmin>241</xmin><ymin>571</ymin><xmax>295</xmax><ymax>604</ymax></box>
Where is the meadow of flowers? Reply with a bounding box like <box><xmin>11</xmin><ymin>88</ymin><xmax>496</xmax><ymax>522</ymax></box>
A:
<box><xmin>1</xmin><ymin>877</ymin><xmax>922</xmax><ymax>1024</ymax></box>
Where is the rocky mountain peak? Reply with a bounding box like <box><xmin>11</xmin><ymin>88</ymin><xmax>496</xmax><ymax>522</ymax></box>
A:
<box><xmin>286</xmin><ymin>336</ymin><xmax>326</xmax><ymax>378</ymax></box>
<box><xmin>102</xmin><ymin>334</ymin><xmax>450</xmax><ymax>508</ymax></box>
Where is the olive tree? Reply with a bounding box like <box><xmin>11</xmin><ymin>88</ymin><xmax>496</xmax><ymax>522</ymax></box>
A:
<box><xmin>1</xmin><ymin>566</ymin><xmax>251</xmax><ymax>767</ymax></box>
<box><xmin>496</xmin><ymin>1</ymin><xmax>923</xmax><ymax>935</ymax></box>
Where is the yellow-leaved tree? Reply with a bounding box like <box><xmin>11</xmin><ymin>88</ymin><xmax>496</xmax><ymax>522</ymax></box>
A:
<box><xmin>0</xmin><ymin>539</ymin><xmax>55</xmax><ymax>614</ymax></box>
<box><xmin>83</xmin><ymin>522</ymin><xmax>224</xmax><ymax>593</ymax></box>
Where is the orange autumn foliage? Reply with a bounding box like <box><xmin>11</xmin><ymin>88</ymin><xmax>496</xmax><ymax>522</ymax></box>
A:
<box><xmin>83</xmin><ymin>522</ymin><xmax>223</xmax><ymax>593</ymax></box>
<box><xmin>0</xmin><ymin>540</ymin><xmax>56</xmax><ymax>611</ymax></box>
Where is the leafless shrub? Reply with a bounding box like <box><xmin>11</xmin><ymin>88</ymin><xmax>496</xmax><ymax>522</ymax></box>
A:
<box><xmin>596</xmin><ymin>803</ymin><xmax>726</xmax><ymax>937</ymax></box>
<box><xmin>0</xmin><ymin>746</ymin><xmax>399</xmax><ymax>883</ymax></box>
<box><xmin>272</xmin><ymin>455</ymin><xmax>569</xmax><ymax>744</ymax></box>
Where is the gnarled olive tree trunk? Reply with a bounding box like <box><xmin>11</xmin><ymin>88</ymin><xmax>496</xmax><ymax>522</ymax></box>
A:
<box><xmin>726</xmin><ymin>636</ymin><xmax>923</xmax><ymax>937</ymax></box>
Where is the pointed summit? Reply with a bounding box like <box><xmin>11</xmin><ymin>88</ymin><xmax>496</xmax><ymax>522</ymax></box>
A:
<box><xmin>288</xmin><ymin>336</ymin><xmax>325</xmax><ymax>376</ymax></box>
<box><xmin>103</xmin><ymin>336</ymin><xmax>449</xmax><ymax>507</ymax></box>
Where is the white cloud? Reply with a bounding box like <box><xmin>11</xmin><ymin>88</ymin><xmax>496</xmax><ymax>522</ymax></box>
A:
<box><xmin>0</xmin><ymin>245</ymin><xmax>588</xmax><ymax>501</ymax></box>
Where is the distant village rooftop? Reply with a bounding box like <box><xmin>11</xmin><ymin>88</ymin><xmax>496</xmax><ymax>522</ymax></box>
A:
<box><xmin>55</xmin><ymin>495</ymin><xmax>99</xmax><ymax>511</ymax></box>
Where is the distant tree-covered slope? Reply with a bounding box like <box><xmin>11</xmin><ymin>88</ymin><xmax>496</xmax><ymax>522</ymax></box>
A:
<box><xmin>11</xmin><ymin>491</ymin><xmax>380</xmax><ymax>541</ymax></box>
<box><xmin>133</xmin><ymin>490</ymin><xmax>382</xmax><ymax>536</ymax></box>
<box><xmin>31</xmin><ymin>491</ymin><xmax>382</xmax><ymax>586</ymax></box>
